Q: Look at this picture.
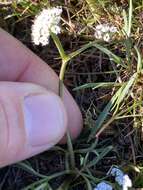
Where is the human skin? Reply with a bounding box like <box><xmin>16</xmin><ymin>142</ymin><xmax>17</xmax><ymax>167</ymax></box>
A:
<box><xmin>0</xmin><ymin>28</ymin><xmax>83</xmax><ymax>167</ymax></box>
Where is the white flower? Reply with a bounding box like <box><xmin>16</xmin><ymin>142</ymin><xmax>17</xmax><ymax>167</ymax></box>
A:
<box><xmin>115</xmin><ymin>175</ymin><xmax>124</xmax><ymax>186</ymax></box>
<box><xmin>122</xmin><ymin>175</ymin><xmax>132</xmax><ymax>190</ymax></box>
<box><xmin>109</xmin><ymin>26</ymin><xmax>117</xmax><ymax>33</ymax></box>
<box><xmin>31</xmin><ymin>7</ymin><xmax>62</xmax><ymax>46</ymax></box>
<box><xmin>96</xmin><ymin>24</ymin><xmax>109</xmax><ymax>32</ymax></box>
<box><xmin>94</xmin><ymin>182</ymin><xmax>112</xmax><ymax>190</ymax></box>
<box><xmin>110</xmin><ymin>167</ymin><xmax>132</xmax><ymax>190</ymax></box>
<box><xmin>103</xmin><ymin>33</ymin><xmax>110</xmax><ymax>42</ymax></box>
<box><xmin>95</xmin><ymin>24</ymin><xmax>117</xmax><ymax>33</ymax></box>
<box><xmin>110</xmin><ymin>167</ymin><xmax>124</xmax><ymax>178</ymax></box>
<box><xmin>100</xmin><ymin>25</ymin><xmax>110</xmax><ymax>33</ymax></box>
<box><xmin>94</xmin><ymin>30</ymin><xmax>102</xmax><ymax>39</ymax></box>
<box><xmin>94</xmin><ymin>23</ymin><xmax>117</xmax><ymax>42</ymax></box>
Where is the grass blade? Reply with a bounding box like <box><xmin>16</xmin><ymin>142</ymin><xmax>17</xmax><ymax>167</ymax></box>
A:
<box><xmin>88</xmin><ymin>89</ymin><xmax>120</xmax><ymax>141</ymax></box>
<box><xmin>134</xmin><ymin>46</ymin><xmax>142</xmax><ymax>73</ymax></box>
<box><xmin>122</xmin><ymin>9</ymin><xmax>128</xmax><ymax>34</ymax></box>
<box><xmin>114</xmin><ymin>73</ymin><xmax>137</xmax><ymax>112</ymax></box>
<box><xmin>15</xmin><ymin>162</ymin><xmax>46</xmax><ymax>178</ymax></box>
<box><xmin>92</xmin><ymin>43</ymin><xmax>124</xmax><ymax>66</ymax></box>
<box><xmin>73</xmin><ymin>82</ymin><xmax>122</xmax><ymax>91</ymax></box>
<box><xmin>128</xmin><ymin>0</ymin><xmax>133</xmax><ymax>37</ymax></box>
<box><xmin>69</xmin><ymin>41</ymin><xmax>125</xmax><ymax>68</ymax></box>
<box><xmin>122</xmin><ymin>0</ymin><xmax>133</xmax><ymax>37</ymax></box>
<box><xmin>85</xmin><ymin>0</ymin><xmax>99</xmax><ymax>21</ymax></box>
<box><xmin>88</xmin><ymin>73</ymin><xmax>137</xmax><ymax>141</ymax></box>
<box><xmin>84</xmin><ymin>146</ymin><xmax>113</xmax><ymax>169</ymax></box>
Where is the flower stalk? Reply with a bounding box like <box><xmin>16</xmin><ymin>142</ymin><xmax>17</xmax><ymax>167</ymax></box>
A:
<box><xmin>51</xmin><ymin>30</ymin><xmax>75</xmax><ymax>170</ymax></box>
<box><xmin>31</xmin><ymin>6</ymin><xmax>75</xmax><ymax>170</ymax></box>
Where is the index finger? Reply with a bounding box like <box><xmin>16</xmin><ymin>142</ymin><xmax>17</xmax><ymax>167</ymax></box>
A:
<box><xmin>0</xmin><ymin>28</ymin><xmax>82</xmax><ymax>140</ymax></box>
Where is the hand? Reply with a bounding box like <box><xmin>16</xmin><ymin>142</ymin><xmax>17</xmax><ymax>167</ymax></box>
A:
<box><xmin>0</xmin><ymin>28</ymin><xmax>82</xmax><ymax>167</ymax></box>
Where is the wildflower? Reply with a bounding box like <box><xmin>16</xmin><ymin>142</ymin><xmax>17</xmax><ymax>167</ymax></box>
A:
<box><xmin>122</xmin><ymin>175</ymin><xmax>132</xmax><ymax>190</ymax></box>
<box><xmin>109</xmin><ymin>26</ymin><xmax>118</xmax><ymax>33</ymax></box>
<box><xmin>94</xmin><ymin>23</ymin><xmax>117</xmax><ymax>42</ymax></box>
<box><xmin>103</xmin><ymin>33</ymin><xmax>110</xmax><ymax>42</ymax></box>
<box><xmin>31</xmin><ymin>7</ymin><xmax>62</xmax><ymax>46</ymax></box>
<box><xmin>94</xmin><ymin>30</ymin><xmax>102</xmax><ymax>40</ymax></box>
<box><xmin>110</xmin><ymin>167</ymin><xmax>132</xmax><ymax>190</ymax></box>
<box><xmin>94</xmin><ymin>182</ymin><xmax>113</xmax><ymax>190</ymax></box>
<box><xmin>110</xmin><ymin>167</ymin><xmax>124</xmax><ymax>179</ymax></box>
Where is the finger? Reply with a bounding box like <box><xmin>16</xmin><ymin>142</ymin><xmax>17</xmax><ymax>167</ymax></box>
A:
<box><xmin>0</xmin><ymin>28</ymin><xmax>82</xmax><ymax>141</ymax></box>
<box><xmin>0</xmin><ymin>81</ymin><xmax>67</xmax><ymax>167</ymax></box>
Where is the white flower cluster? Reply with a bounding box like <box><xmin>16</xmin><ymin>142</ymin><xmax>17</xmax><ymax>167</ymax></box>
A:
<box><xmin>31</xmin><ymin>7</ymin><xmax>62</xmax><ymax>46</ymax></box>
<box><xmin>93</xmin><ymin>167</ymin><xmax>132</xmax><ymax>190</ymax></box>
<box><xmin>94</xmin><ymin>23</ymin><xmax>117</xmax><ymax>42</ymax></box>
<box><xmin>110</xmin><ymin>167</ymin><xmax>132</xmax><ymax>190</ymax></box>
<box><xmin>94</xmin><ymin>182</ymin><xmax>112</xmax><ymax>190</ymax></box>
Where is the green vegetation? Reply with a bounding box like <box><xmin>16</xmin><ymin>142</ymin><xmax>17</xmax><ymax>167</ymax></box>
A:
<box><xmin>0</xmin><ymin>0</ymin><xmax>143</xmax><ymax>189</ymax></box>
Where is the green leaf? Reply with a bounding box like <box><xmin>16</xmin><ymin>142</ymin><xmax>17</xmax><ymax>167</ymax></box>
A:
<box><xmin>85</xmin><ymin>146</ymin><xmax>113</xmax><ymax>169</ymax></box>
<box><xmin>92</xmin><ymin>43</ymin><xmax>124</xmax><ymax>66</ymax></box>
<box><xmin>73</xmin><ymin>82</ymin><xmax>122</xmax><ymax>91</ymax></box>
<box><xmin>69</xmin><ymin>41</ymin><xmax>125</xmax><ymax>68</ymax></box>
<box><xmin>122</xmin><ymin>9</ymin><xmax>128</xmax><ymax>34</ymax></box>
<box><xmin>88</xmin><ymin>72</ymin><xmax>137</xmax><ymax>141</ymax></box>
<box><xmin>50</xmin><ymin>32</ymin><xmax>69</xmax><ymax>62</ymax></box>
<box><xmin>114</xmin><ymin>73</ymin><xmax>137</xmax><ymax>112</ymax></box>
<box><xmin>122</xmin><ymin>0</ymin><xmax>133</xmax><ymax>37</ymax></box>
<box><xmin>15</xmin><ymin>162</ymin><xmax>46</xmax><ymax>178</ymax></box>
<box><xmin>88</xmin><ymin>93</ymin><xmax>117</xmax><ymax>141</ymax></box>
<box><xmin>85</xmin><ymin>0</ymin><xmax>99</xmax><ymax>21</ymax></box>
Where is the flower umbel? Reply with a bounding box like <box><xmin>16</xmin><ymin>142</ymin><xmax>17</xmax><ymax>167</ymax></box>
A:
<box><xmin>122</xmin><ymin>175</ymin><xmax>132</xmax><ymax>190</ymax></box>
<box><xmin>94</xmin><ymin>182</ymin><xmax>112</xmax><ymax>190</ymax></box>
<box><xmin>94</xmin><ymin>23</ymin><xmax>117</xmax><ymax>42</ymax></box>
<box><xmin>31</xmin><ymin>7</ymin><xmax>62</xmax><ymax>46</ymax></box>
<box><xmin>110</xmin><ymin>167</ymin><xmax>132</xmax><ymax>190</ymax></box>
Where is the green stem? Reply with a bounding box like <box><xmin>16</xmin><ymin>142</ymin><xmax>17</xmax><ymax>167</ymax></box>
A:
<box><xmin>50</xmin><ymin>32</ymin><xmax>68</xmax><ymax>61</ymax></box>
<box><xmin>51</xmin><ymin>32</ymin><xmax>75</xmax><ymax>170</ymax></box>
<box><xmin>59</xmin><ymin>59</ymin><xmax>68</xmax><ymax>96</ymax></box>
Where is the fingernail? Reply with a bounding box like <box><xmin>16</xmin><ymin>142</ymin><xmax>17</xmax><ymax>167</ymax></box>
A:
<box><xmin>23</xmin><ymin>93</ymin><xmax>66</xmax><ymax>146</ymax></box>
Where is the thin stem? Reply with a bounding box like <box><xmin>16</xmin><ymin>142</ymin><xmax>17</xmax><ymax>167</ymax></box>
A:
<box><xmin>50</xmin><ymin>32</ymin><xmax>68</xmax><ymax>60</ymax></box>
<box><xmin>51</xmin><ymin>33</ymin><xmax>75</xmax><ymax>170</ymax></box>
<box><xmin>59</xmin><ymin>59</ymin><xmax>68</xmax><ymax>96</ymax></box>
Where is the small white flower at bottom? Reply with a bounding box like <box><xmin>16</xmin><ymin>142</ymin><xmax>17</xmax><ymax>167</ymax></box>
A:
<box><xmin>122</xmin><ymin>175</ymin><xmax>132</xmax><ymax>190</ymax></box>
<box><xmin>110</xmin><ymin>167</ymin><xmax>132</xmax><ymax>190</ymax></box>
<box><xmin>110</xmin><ymin>167</ymin><xmax>124</xmax><ymax>178</ymax></box>
<box><xmin>94</xmin><ymin>182</ymin><xmax>112</xmax><ymax>190</ymax></box>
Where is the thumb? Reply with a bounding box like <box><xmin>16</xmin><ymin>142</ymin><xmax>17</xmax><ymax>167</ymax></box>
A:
<box><xmin>0</xmin><ymin>82</ymin><xmax>67</xmax><ymax>167</ymax></box>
